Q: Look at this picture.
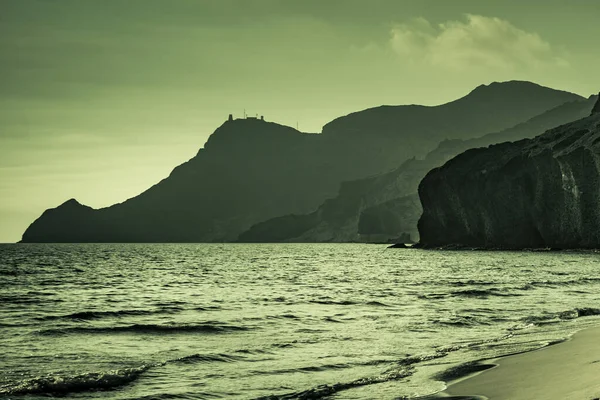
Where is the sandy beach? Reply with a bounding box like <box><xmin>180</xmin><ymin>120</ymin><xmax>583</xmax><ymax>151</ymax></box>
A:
<box><xmin>441</xmin><ymin>326</ymin><xmax>600</xmax><ymax>400</ymax></box>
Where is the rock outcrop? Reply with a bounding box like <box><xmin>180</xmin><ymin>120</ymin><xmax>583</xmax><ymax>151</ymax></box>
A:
<box><xmin>418</xmin><ymin>108</ymin><xmax>600</xmax><ymax>249</ymax></box>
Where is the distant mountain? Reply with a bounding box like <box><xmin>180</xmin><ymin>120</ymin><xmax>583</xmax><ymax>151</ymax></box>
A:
<box><xmin>321</xmin><ymin>81</ymin><xmax>583</xmax><ymax>175</ymax></box>
<box><xmin>237</xmin><ymin>158</ymin><xmax>429</xmax><ymax>243</ymax></box>
<box><xmin>21</xmin><ymin>82</ymin><xmax>584</xmax><ymax>243</ymax></box>
<box><xmin>418</xmin><ymin>94</ymin><xmax>600</xmax><ymax>249</ymax></box>
<box><xmin>239</xmin><ymin>95</ymin><xmax>597</xmax><ymax>243</ymax></box>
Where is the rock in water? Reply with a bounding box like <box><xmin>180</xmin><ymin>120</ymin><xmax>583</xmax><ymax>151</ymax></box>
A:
<box><xmin>418</xmin><ymin>106</ymin><xmax>600</xmax><ymax>249</ymax></box>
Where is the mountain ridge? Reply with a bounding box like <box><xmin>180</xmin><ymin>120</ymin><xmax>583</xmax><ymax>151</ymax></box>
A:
<box><xmin>238</xmin><ymin>95</ymin><xmax>597</xmax><ymax>243</ymax></box>
<box><xmin>20</xmin><ymin>81</ymin><xmax>586</xmax><ymax>243</ymax></box>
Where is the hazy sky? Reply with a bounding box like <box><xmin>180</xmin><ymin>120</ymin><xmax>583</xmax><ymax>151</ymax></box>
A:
<box><xmin>1</xmin><ymin>0</ymin><xmax>600</xmax><ymax>242</ymax></box>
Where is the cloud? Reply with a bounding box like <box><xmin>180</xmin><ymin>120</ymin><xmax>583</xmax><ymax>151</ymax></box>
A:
<box><xmin>390</xmin><ymin>14</ymin><xmax>568</xmax><ymax>70</ymax></box>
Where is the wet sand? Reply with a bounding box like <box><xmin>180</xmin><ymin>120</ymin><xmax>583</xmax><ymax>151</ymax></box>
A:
<box><xmin>443</xmin><ymin>326</ymin><xmax>600</xmax><ymax>399</ymax></box>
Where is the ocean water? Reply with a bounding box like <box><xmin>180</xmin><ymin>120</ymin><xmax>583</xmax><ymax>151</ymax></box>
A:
<box><xmin>1</xmin><ymin>243</ymin><xmax>600</xmax><ymax>400</ymax></box>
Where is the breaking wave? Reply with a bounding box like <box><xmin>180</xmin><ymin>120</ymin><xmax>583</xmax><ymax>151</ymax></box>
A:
<box><xmin>450</xmin><ymin>288</ymin><xmax>520</xmax><ymax>298</ymax></box>
<box><xmin>0</xmin><ymin>365</ymin><xmax>151</xmax><ymax>396</ymax></box>
<box><xmin>37</xmin><ymin>309</ymin><xmax>167</xmax><ymax>321</ymax></box>
<box><xmin>38</xmin><ymin>322</ymin><xmax>251</xmax><ymax>335</ymax></box>
<box><xmin>525</xmin><ymin>307</ymin><xmax>600</xmax><ymax>324</ymax></box>
<box><xmin>173</xmin><ymin>352</ymin><xmax>248</xmax><ymax>364</ymax></box>
<box><xmin>254</xmin><ymin>367</ymin><xmax>413</xmax><ymax>400</ymax></box>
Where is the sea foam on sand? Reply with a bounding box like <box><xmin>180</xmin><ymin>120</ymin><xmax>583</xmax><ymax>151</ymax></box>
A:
<box><xmin>443</xmin><ymin>326</ymin><xmax>600</xmax><ymax>399</ymax></box>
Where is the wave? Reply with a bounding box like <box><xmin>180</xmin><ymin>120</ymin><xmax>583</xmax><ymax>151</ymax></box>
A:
<box><xmin>432</xmin><ymin>316</ymin><xmax>491</xmax><ymax>327</ymax></box>
<box><xmin>308</xmin><ymin>299</ymin><xmax>391</xmax><ymax>307</ymax></box>
<box><xmin>448</xmin><ymin>280</ymin><xmax>496</xmax><ymax>287</ymax></box>
<box><xmin>535</xmin><ymin>307</ymin><xmax>600</xmax><ymax>323</ymax></box>
<box><xmin>417</xmin><ymin>293</ymin><xmax>450</xmax><ymax>300</ymax></box>
<box><xmin>193</xmin><ymin>305</ymin><xmax>223</xmax><ymax>312</ymax></box>
<box><xmin>254</xmin><ymin>367</ymin><xmax>413</xmax><ymax>400</ymax></box>
<box><xmin>418</xmin><ymin>288</ymin><xmax>520</xmax><ymax>300</ymax></box>
<box><xmin>433</xmin><ymin>361</ymin><xmax>495</xmax><ymax>382</ymax></box>
<box><xmin>122</xmin><ymin>392</ymin><xmax>223</xmax><ymax>400</ymax></box>
<box><xmin>0</xmin><ymin>294</ymin><xmax>62</xmax><ymax>305</ymax></box>
<box><xmin>0</xmin><ymin>365</ymin><xmax>151</xmax><ymax>396</ymax></box>
<box><xmin>235</xmin><ymin>348</ymin><xmax>273</xmax><ymax>355</ymax></box>
<box><xmin>308</xmin><ymin>299</ymin><xmax>358</xmax><ymax>306</ymax></box>
<box><xmin>527</xmin><ymin>277</ymin><xmax>600</xmax><ymax>287</ymax></box>
<box><xmin>256</xmin><ymin>333</ymin><xmax>514</xmax><ymax>400</ymax></box>
<box><xmin>173</xmin><ymin>352</ymin><xmax>247</xmax><ymax>364</ymax></box>
<box><xmin>1</xmin><ymin>345</ymin><xmax>277</xmax><ymax>397</ymax></box>
<box><xmin>397</xmin><ymin>350</ymin><xmax>450</xmax><ymax>366</ymax></box>
<box><xmin>37</xmin><ymin>309</ymin><xmax>162</xmax><ymax>321</ymax></box>
<box><xmin>512</xmin><ymin>307</ymin><xmax>600</xmax><ymax>329</ymax></box>
<box><xmin>263</xmin><ymin>313</ymin><xmax>300</xmax><ymax>321</ymax></box>
<box><xmin>449</xmin><ymin>288</ymin><xmax>520</xmax><ymax>298</ymax></box>
<box><xmin>250</xmin><ymin>363</ymin><xmax>352</xmax><ymax>376</ymax></box>
<box><xmin>570</xmin><ymin>307</ymin><xmax>600</xmax><ymax>317</ymax></box>
<box><xmin>365</xmin><ymin>300</ymin><xmax>391</xmax><ymax>307</ymax></box>
<box><xmin>38</xmin><ymin>322</ymin><xmax>251</xmax><ymax>336</ymax></box>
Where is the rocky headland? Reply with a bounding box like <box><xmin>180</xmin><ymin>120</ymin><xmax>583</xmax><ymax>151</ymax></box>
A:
<box><xmin>418</xmin><ymin>95</ymin><xmax>600</xmax><ymax>249</ymax></box>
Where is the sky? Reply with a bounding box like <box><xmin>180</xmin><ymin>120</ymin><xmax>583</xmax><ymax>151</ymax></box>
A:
<box><xmin>1</xmin><ymin>0</ymin><xmax>600</xmax><ymax>242</ymax></box>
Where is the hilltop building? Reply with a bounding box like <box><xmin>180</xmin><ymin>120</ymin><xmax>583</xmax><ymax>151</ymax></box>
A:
<box><xmin>227</xmin><ymin>113</ymin><xmax>265</xmax><ymax>121</ymax></box>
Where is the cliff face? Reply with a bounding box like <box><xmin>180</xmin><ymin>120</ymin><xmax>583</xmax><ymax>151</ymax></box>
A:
<box><xmin>592</xmin><ymin>93</ymin><xmax>600</xmax><ymax>115</ymax></box>
<box><xmin>238</xmin><ymin>95</ymin><xmax>597</xmax><ymax>243</ymax></box>
<box><xmin>21</xmin><ymin>82</ymin><xmax>586</xmax><ymax>243</ymax></box>
<box><xmin>418</xmin><ymin>110</ymin><xmax>600</xmax><ymax>249</ymax></box>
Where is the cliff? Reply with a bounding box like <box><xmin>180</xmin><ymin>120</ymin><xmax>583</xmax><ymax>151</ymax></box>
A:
<box><xmin>418</xmin><ymin>99</ymin><xmax>600</xmax><ymax>249</ymax></box>
<box><xmin>593</xmin><ymin>93</ymin><xmax>600</xmax><ymax>115</ymax></box>
<box><xmin>21</xmin><ymin>81</ymin><xmax>585</xmax><ymax>243</ymax></box>
<box><xmin>238</xmin><ymin>95</ymin><xmax>597</xmax><ymax>243</ymax></box>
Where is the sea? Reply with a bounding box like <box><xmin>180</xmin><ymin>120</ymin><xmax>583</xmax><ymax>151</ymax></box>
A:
<box><xmin>1</xmin><ymin>243</ymin><xmax>600</xmax><ymax>399</ymax></box>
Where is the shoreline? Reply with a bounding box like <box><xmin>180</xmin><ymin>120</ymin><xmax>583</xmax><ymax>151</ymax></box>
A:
<box><xmin>429</xmin><ymin>326</ymin><xmax>600</xmax><ymax>400</ymax></box>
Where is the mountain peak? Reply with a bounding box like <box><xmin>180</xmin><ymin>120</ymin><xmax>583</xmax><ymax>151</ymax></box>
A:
<box><xmin>469</xmin><ymin>80</ymin><xmax>535</xmax><ymax>91</ymax></box>
<box><xmin>219</xmin><ymin>116</ymin><xmax>298</xmax><ymax>132</ymax></box>
<box><xmin>61</xmin><ymin>198</ymin><xmax>82</xmax><ymax>207</ymax></box>
<box><xmin>203</xmin><ymin>117</ymin><xmax>306</xmax><ymax>152</ymax></box>
<box><xmin>467</xmin><ymin>80</ymin><xmax>574</xmax><ymax>98</ymax></box>
<box><xmin>55</xmin><ymin>198</ymin><xmax>94</xmax><ymax>211</ymax></box>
